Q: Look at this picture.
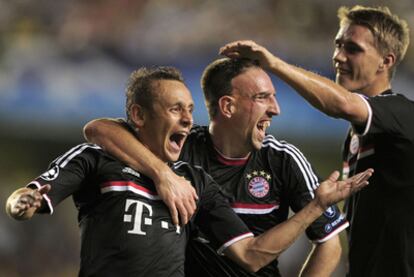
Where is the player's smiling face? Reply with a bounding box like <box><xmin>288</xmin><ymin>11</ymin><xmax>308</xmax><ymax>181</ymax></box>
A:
<box><xmin>230</xmin><ymin>68</ymin><xmax>280</xmax><ymax>151</ymax></box>
<box><xmin>137</xmin><ymin>80</ymin><xmax>193</xmax><ymax>162</ymax></box>
<box><xmin>333</xmin><ymin>23</ymin><xmax>384</xmax><ymax>95</ymax></box>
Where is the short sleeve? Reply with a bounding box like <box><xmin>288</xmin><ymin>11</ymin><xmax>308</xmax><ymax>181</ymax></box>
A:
<box><xmin>365</xmin><ymin>94</ymin><xmax>414</xmax><ymax>138</ymax></box>
<box><xmin>194</xmin><ymin>171</ymin><xmax>253</xmax><ymax>254</ymax></box>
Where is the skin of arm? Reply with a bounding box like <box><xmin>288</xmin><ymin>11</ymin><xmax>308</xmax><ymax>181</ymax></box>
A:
<box><xmin>219</xmin><ymin>40</ymin><xmax>369</xmax><ymax>125</ymax></box>
<box><xmin>223</xmin><ymin>169</ymin><xmax>372</xmax><ymax>273</ymax></box>
<box><xmin>299</xmin><ymin>235</ymin><xmax>342</xmax><ymax>277</ymax></box>
<box><xmin>225</xmin><ymin>199</ymin><xmax>327</xmax><ymax>272</ymax></box>
<box><xmin>83</xmin><ymin>118</ymin><xmax>198</xmax><ymax>226</ymax></box>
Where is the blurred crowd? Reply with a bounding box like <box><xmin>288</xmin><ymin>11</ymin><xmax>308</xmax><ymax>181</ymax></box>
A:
<box><xmin>1</xmin><ymin>0</ymin><xmax>413</xmax><ymax>63</ymax></box>
<box><xmin>0</xmin><ymin>0</ymin><xmax>413</xmax><ymax>131</ymax></box>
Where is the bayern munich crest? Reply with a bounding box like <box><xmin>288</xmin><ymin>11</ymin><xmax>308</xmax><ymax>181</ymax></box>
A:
<box><xmin>246</xmin><ymin>170</ymin><xmax>271</xmax><ymax>198</ymax></box>
<box><xmin>349</xmin><ymin>134</ymin><xmax>360</xmax><ymax>155</ymax></box>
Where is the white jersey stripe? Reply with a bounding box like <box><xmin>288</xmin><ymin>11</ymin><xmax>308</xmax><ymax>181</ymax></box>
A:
<box><xmin>53</xmin><ymin>143</ymin><xmax>101</xmax><ymax>168</ymax></box>
<box><xmin>263</xmin><ymin>135</ymin><xmax>319</xmax><ymax>198</ymax></box>
<box><xmin>173</xmin><ymin>160</ymin><xmax>202</xmax><ymax>171</ymax></box>
<box><xmin>315</xmin><ymin>221</ymin><xmax>349</xmax><ymax>243</ymax></box>
<box><xmin>53</xmin><ymin>143</ymin><xmax>86</xmax><ymax>165</ymax></box>
<box><xmin>262</xmin><ymin>139</ymin><xmax>318</xmax><ymax>196</ymax></box>
<box><xmin>27</xmin><ymin>181</ymin><xmax>54</xmax><ymax>214</ymax></box>
<box><xmin>263</xmin><ymin>136</ymin><xmax>318</xmax><ymax>186</ymax></box>
<box><xmin>355</xmin><ymin>94</ymin><xmax>372</xmax><ymax>136</ymax></box>
<box><xmin>101</xmin><ymin>181</ymin><xmax>161</xmax><ymax>200</ymax></box>
<box><xmin>59</xmin><ymin>144</ymin><xmax>101</xmax><ymax>168</ymax></box>
<box><xmin>172</xmin><ymin>161</ymin><xmax>187</xmax><ymax>169</ymax></box>
<box><xmin>217</xmin><ymin>232</ymin><xmax>254</xmax><ymax>255</ymax></box>
<box><xmin>232</xmin><ymin>205</ymin><xmax>279</xmax><ymax>214</ymax></box>
<box><xmin>274</xmin><ymin>139</ymin><xmax>319</xmax><ymax>188</ymax></box>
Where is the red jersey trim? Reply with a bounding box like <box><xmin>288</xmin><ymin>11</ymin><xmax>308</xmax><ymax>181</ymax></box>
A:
<box><xmin>231</xmin><ymin>203</ymin><xmax>280</xmax><ymax>214</ymax></box>
<box><xmin>214</xmin><ymin>148</ymin><xmax>250</xmax><ymax>166</ymax></box>
<box><xmin>100</xmin><ymin>181</ymin><xmax>160</xmax><ymax>200</ymax></box>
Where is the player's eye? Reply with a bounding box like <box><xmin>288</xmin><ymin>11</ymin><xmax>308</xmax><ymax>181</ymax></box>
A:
<box><xmin>344</xmin><ymin>43</ymin><xmax>362</xmax><ymax>54</ymax></box>
<box><xmin>170</xmin><ymin>106</ymin><xmax>182</xmax><ymax>113</ymax></box>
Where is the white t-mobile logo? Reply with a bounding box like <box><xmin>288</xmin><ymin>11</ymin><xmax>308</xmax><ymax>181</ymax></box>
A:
<box><xmin>124</xmin><ymin>199</ymin><xmax>153</xmax><ymax>235</ymax></box>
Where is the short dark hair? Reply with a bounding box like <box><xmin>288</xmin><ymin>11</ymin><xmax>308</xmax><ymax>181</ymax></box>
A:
<box><xmin>201</xmin><ymin>58</ymin><xmax>260</xmax><ymax>119</ymax></box>
<box><xmin>125</xmin><ymin>66</ymin><xmax>184</xmax><ymax>124</ymax></box>
<box><xmin>338</xmin><ymin>5</ymin><xmax>410</xmax><ymax>79</ymax></box>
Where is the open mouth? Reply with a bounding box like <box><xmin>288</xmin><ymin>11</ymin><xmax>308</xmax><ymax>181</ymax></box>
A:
<box><xmin>169</xmin><ymin>131</ymin><xmax>188</xmax><ymax>151</ymax></box>
<box><xmin>257</xmin><ymin>121</ymin><xmax>270</xmax><ymax>133</ymax></box>
<box><xmin>337</xmin><ymin>67</ymin><xmax>351</xmax><ymax>75</ymax></box>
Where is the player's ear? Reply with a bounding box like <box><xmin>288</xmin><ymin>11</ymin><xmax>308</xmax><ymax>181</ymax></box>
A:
<box><xmin>218</xmin><ymin>95</ymin><xmax>235</xmax><ymax>118</ymax></box>
<box><xmin>130</xmin><ymin>104</ymin><xmax>146</xmax><ymax>128</ymax></box>
<box><xmin>379</xmin><ymin>52</ymin><xmax>396</xmax><ymax>73</ymax></box>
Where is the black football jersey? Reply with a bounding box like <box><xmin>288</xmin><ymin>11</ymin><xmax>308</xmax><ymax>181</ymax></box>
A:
<box><xmin>181</xmin><ymin>126</ymin><xmax>348</xmax><ymax>277</ymax></box>
<box><xmin>343</xmin><ymin>91</ymin><xmax>414</xmax><ymax>277</ymax></box>
<box><xmin>29</xmin><ymin>143</ymin><xmax>252</xmax><ymax>277</ymax></box>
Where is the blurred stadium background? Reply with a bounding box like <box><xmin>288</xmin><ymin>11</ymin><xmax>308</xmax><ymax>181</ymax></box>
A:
<box><xmin>0</xmin><ymin>0</ymin><xmax>413</xmax><ymax>276</ymax></box>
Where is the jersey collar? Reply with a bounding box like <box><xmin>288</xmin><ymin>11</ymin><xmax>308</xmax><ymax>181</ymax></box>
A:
<box><xmin>380</xmin><ymin>89</ymin><xmax>393</xmax><ymax>96</ymax></box>
<box><xmin>213</xmin><ymin>146</ymin><xmax>250</xmax><ymax>166</ymax></box>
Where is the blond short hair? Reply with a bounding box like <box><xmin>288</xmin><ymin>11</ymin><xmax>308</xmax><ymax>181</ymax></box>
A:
<box><xmin>338</xmin><ymin>5</ymin><xmax>410</xmax><ymax>78</ymax></box>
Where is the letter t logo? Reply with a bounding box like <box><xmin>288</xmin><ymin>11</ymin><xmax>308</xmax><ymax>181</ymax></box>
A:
<box><xmin>124</xmin><ymin>199</ymin><xmax>153</xmax><ymax>235</ymax></box>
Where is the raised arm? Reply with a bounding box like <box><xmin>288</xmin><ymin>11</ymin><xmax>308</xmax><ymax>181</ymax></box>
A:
<box><xmin>224</xmin><ymin>169</ymin><xmax>372</xmax><ymax>272</ymax></box>
<box><xmin>219</xmin><ymin>40</ymin><xmax>369</xmax><ymax>125</ymax></box>
<box><xmin>6</xmin><ymin>184</ymin><xmax>51</xmax><ymax>220</ymax></box>
<box><xmin>83</xmin><ymin>118</ymin><xmax>198</xmax><ymax>226</ymax></box>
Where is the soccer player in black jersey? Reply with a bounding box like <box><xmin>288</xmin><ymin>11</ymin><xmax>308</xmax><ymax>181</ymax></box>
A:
<box><xmin>219</xmin><ymin>5</ymin><xmax>413</xmax><ymax>277</ymax></box>
<box><xmin>6</xmin><ymin>66</ymin><xmax>372</xmax><ymax>276</ymax></box>
<box><xmin>83</xmin><ymin>62</ymin><xmax>359</xmax><ymax>276</ymax></box>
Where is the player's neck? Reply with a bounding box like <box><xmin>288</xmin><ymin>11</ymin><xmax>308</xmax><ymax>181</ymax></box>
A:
<box><xmin>357</xmin><ymin>77</ymin><xmax>392</xmax><ymax>97</ymax></box>
<box><xmin>209</xmin><ymin>122</ymin><xmax>251</xmax><ymax>159</ymax></box>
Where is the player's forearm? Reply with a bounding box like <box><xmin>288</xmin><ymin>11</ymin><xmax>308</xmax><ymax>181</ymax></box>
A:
<box><xmin>227</xmin><ymin>200</ymin><xmax>325</xmax><ymax>272</ymax></box>
<box><xmin>299</xmin><ymin>236</ymin><xmax>341</xmax><ymax>277</ymax></box>
<box><xmin>220</xmin><ymin>40</ymin><xmax>368</xmax><ymax>124</ymax></box>
<box><xmin>267</xmin><ymin>56</ymin><xmax>362</xmax><ymax>122</ymax></box>
<box><xmin>83</xmin><ymin>118</ymin><xmax>168</xmax><ymax>182</ymax></box>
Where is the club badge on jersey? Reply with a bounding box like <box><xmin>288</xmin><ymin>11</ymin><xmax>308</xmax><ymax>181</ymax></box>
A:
<box><xmin>323</xmin><ymin>206</ymin><xmax>337</xmax><ymax>218</ymax></box>
<box><xmin>40</xmin><ymin>165</ymin><xmax>60</xmax><ymax>181</ymax></box>
<box><xmin>246</xmin><ymin>170</ymin><xmax>271</xmax><ymax>198</ymax></box>
<box><xmin>349</xmin><ymin>134</ymin><xmax>360</xmax><ymax>155</ymax></box>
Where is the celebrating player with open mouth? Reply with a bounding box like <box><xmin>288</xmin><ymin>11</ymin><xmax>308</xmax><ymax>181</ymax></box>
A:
<box><xmin>7</xmin><ymin>66</ymin><xmax>372</xmax><ymax>276</ymax></box>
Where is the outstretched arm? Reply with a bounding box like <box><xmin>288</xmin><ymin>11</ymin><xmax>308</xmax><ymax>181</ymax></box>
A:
<box><xmin>6</xmin><ymin>184</ymin><xmax>51</xmax><ymax>220</ymax></box>
<box><xmin>220</xmin><ymin>40</ymin><xmax>369</xmax><ymax>125</ymax></box>
<box><xmin>224</xmin><ymin>169</ymin><xmax>372</xmax><ymax>273</ymax></box>
<box><xmin>83</xmin><ymin>118</ymin><xmax>198</xmax><ymax>226</ymax></box>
